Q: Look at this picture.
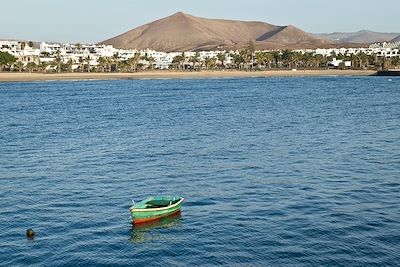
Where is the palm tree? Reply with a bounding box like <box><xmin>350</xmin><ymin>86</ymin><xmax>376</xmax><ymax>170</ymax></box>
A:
<box><xmin>281</xmin><ymin>50</ymin><xmax>293</xmax><ymax>69</ymax></box>
<box><xmin>217</xmin><ymin>52</ymin><xmax>226</xmax><ymax>70</ymax></box>
<box><xmin>86</xmin><ymin>55</ymin><xmax>91</xmax><ymax>72</ymax></box>
<box><xmin>189</xmin><ymin>52</ymin><xmax>200</xmax><ymax>71</ymax></box>
<box><xmin>302</xmin><ymin>52</ymin><xmax>314</xmax><ymax>68</ymax></box>
<box><xmin>127</xmin><ymin>52</ymin><xmax>141</xmax><ymax>72</ymax></box>
<box><xmin>65</xmin><ymin>59</ymin><xmax>73</xmax><ymax>72</ymax></box>
<box><xmin>75</xmin><ymin>43</ymin><xmax>82</xmax><ymax>53</ymax></box>
<box><xmin>25</xmin><ymin>62</ymin><xmax>37</xmax><ymax>73</ymax></box>
<box><xmin>321</xmin><ymin>55</ymin><xmax>329</xmax><ymax>69</ymax></box>
<box><xmin>366</xmin><ymin>53</ymin><xmax>375</xmax><ymax>69</ymax></box>
<box><xmin>112</xmin><ymin>53</ymin><xmax>120</xmax><ymax>72</ymax></box>
<box><xmin>391</xmin><ymin>56</ymin><xmax>400</xmax><ymax>68</ymax></box>
<box><xmin>382</xmin><ymin>56</ymin><xmax>390</xmax><ymax>70</ymax></box>
<box><xmin>204</xmin><ymin>57</ymin><xmax>216</xmax><ymax>70</ymax></box>
<box><xmin>314</xmin><ymin>54</ymin><xmax>324</xmax><ymax>68</ymax></box>
<box><xmin>254</xmin><ymin>52</ymin><xmax>266</xmax><ymax>69</ymax></box>
<box><xmin>106</xmin><ymin>57</ymin><xmax>113</xmax><ymax>72</ymax></box>
<box><xmin>172</xmin><ymin>53</ymin><xmax>186</xmax><ymax>70</ymax></box>
<box><xmin>264</xmin><ymin>52</ymin><xmax>273</xmax><ymax>69</ymax></box>
<box><xmin>116</xmin><ymin>60</ymin><xmax>127</xmax><ymax>72</ymax></box>
<box><xmin>247</xmin><ymin>40</ymin><xmax>256</xmax><ymax>69</ymax></box>
<box><xmin>19</xmin><ymin>42</ymin><xmax>26</xmax><ymax>50</ymax></box>
<box><xmin>349</xmin><ymin>54</ymin><xmax>357</xmax><ymax>69</ymax></box>
<box><xmin>141</xmin><ymin>53</ymin><xmax>155</xmax><ymax>70</ymax></box>
<box><xmin>14</xmin><ymin>61</ymin><xmax>24</xmax><ymax>72</ymax></box>
<box><xmin>290</xmin><ymin>52</ymin><xmax>302</xmax><ymax>69</ymax></box>
<box><xmin>271</xmin><ymin>51</ymin><xmax>281</xmax><ymax>68</ymax></box>
<box><xmin>371</xmin><ymin>53</ymin><xmax>381</xmax><ymax>69</ymax></box>
<box><xmin>38</xmin><ymin>61</ymin><xmax>49</xmax><ymax>73</ymax></box>
<box><xmin>77</xmin><ymin>57</ymin><xmax>84</xmax><ymax>72</ymax></box>
<box><xmin>356</xmin><ymin>52</ymin><xmax>369</xmax><ymax>69</ymax></box>
<box><xmin>97</xmin><ymin>57</ymin><xmax>107</xmax><ymax>72</ymax></box>
<box><xmin>147</xmin><ymin>56</ymin><xmax>155</xmax><ymax>70</ymax></box>
<box><xmin>239</xmin><ymin>49</ymin><xmax>251</xmax><ymax>70</ymax></box>
<box><xmin>230</xmin><ymin>53</ymin><xmax>243</xmax><ymax>70</ymax></box>
<box><xmin>54</xmin><ymin>50</ymin><xmax>62</xmax><ymax>73</ymax></box>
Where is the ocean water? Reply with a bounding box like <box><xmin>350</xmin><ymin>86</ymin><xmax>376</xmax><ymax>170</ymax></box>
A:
<box><xmin>0</xmin><ymin>77</ymin><xmax>399</xmax><ymax>266</ymax></box>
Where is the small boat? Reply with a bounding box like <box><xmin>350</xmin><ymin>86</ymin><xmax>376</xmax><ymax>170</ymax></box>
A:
<box><xmin>129</xmin><ymin>196</ymin><xmax>184</xmax><ymax>224</ymax></box>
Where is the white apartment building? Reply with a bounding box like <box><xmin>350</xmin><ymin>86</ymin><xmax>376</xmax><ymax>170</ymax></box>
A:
<box><xmin>376</xmin><ymin>48</ymin><xmax>399</xmax><ymax>57</ymax></box>
<box><xmin>95</xmin><ymin>45</ymin><xmax>117</xmax><ymax>58</ymax></box>
<box><xmin>0</xmin><ymin>40</ymin><xmax>21</xmax><ymax>52</ymax></box>
<box><xmin>40</xmin><ymin>42</ymin><xmax>61</xmax><ymax>53</ymax></box>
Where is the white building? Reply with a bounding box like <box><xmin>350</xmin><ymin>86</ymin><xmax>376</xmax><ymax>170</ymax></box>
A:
<box><xmin>0</xmin><ymin>40</ymin><xmax>21</xmax><ymax>52</ymax></box>
<box><xmin>95</xmin><ymin>45</ymin><xmax>117</xmax><ymax>58</ymax></box>
<box><xmin>40</xmin><ymin>42</ymin><xmax>61</xmax><ymax>54</ymax></box>
<box><xmin>376</xmin><ymin>48</ymin><xmax>399</xmax><ymax>57</ymax></box>
<box><xmin>328</xmin><ymin>58</ymin><xmax>352</xmax><ymax>68</ymax></box>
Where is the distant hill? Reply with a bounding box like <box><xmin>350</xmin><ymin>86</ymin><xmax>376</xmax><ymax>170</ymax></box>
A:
<box><xmin>317</xmin><ymin>30</ymin><xmax>399</xmax><ymax>44</ymax></box>
<box><xmin>390</xmin><ymin>35</ymin><xmax>400</xmax><ymax>42</ymax></box>
<box><xmin>100</xmin><ymin>12</ymin><xmax>336</xmax><ymax>52</ymax></box>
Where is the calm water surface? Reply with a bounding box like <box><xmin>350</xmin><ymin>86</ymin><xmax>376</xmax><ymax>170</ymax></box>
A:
<box><xmin>0</xmin><ymin>77</ymin><xmax>399</xmax><ymax>266</ymax></box>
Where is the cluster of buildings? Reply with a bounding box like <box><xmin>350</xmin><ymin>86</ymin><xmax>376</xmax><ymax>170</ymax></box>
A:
<box><xmin>313</xmin><ymin>43</ymin><xmax>400</xmax><ymax>58</ymax></box>
<box><xmin>1</xmin><ymin>40</ymin><xmax>399</xmax><ymax>71</ymax></box>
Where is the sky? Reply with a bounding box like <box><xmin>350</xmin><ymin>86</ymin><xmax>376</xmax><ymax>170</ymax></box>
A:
<box><xmin>1</xmin><ymin>0</ymin><xmax>399</xmax><ymax>43</ymax></box>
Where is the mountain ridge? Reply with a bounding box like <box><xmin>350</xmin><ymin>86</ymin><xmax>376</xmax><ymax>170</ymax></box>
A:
<box><xmin>100</xmin><ymin>12</ymin><xmax>336</xmax><ymax>51</ymax></box>
<box><xmin>316</xmin><ymin>30</ymin><xmax>399</xmax><ymax>44</ymax></box>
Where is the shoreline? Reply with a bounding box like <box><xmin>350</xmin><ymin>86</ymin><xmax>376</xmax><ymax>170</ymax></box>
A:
<box><xmin>0</xmin><ymin>69</ymin><xmax>377</xmax><ymax>82</ymax></box>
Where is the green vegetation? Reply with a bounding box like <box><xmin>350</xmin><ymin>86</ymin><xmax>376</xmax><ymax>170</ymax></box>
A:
<box><xmin>0</xmin><ymin>51</ymin><xmax>17</xmax><ymax>71</ymax></box>
<box><xmin>172</xmin><ymin>52</ymin><xmax>186</xmax><ymax>70</ymax></box>
<box><xmin>170</xmin><ymin>49</ymin><xmax>400</xmax><ymax>71</ymax></box>
<box><xmin>2</xmin><ymin>48</ymin><xmax>399</xmax><ymax>73</ymax></box>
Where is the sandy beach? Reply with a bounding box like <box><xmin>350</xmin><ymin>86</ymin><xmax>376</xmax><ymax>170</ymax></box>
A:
<box><xmin>0</xmin><ymin>69</ymin><xmax>376</xmax><ymax>82</ymax></box>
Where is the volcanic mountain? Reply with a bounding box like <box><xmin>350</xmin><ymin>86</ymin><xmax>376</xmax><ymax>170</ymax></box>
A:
<box><xmin>100</xmin><ymin>12</ymin><xmax>336</xmax><ymax>51</ymax></box>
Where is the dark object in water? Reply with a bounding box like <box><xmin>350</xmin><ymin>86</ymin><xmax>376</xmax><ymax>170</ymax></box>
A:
<box><xmin>376</xmin><ymin>70</ymin><xmax>400</xmax><ymax>76</ymax></box>
<box><xmin>26</xmin><ymin>228</ymin><xmax>35</xmax><ymax>238</ymax></box>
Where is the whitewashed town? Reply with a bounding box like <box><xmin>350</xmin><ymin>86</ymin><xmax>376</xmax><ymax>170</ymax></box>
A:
<box><xmin>0</xmin><ymin>40</ymin><xmax>399</xmax><ymax>72</ymax></box>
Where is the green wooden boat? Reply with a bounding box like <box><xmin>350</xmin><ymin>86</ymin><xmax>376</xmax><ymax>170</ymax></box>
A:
<box><xmin>129</xmin><ymin>196</ymin><xmax>184</xmax><ymax>224</ymax></box>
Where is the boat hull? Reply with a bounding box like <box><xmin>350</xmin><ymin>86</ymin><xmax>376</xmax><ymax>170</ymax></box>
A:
<box><xmin>130</xmin><ymin>196</ymin><xmax>184</xmax><ymax>224</ymax></box>
<box><xmin>133</xmin><ymin>209</ymin><xmax>182</xmax><ymax>224</ymax></box>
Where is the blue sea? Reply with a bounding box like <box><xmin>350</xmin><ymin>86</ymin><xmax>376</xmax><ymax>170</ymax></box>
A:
<box><xmin>0</xmin><ymin>77</ymin><xmax>399</xmax><ymax>266</ymax></box>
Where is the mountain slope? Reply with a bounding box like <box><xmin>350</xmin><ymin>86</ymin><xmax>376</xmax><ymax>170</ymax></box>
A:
<box><xmin>390</xmin><ymin>35</ymin><xmax>400</xmax><ymax>42</ymax></box>
<box><xmin>100</xmin><ymin>12</ymin><xmax>336</xmax><ymax>51</ymax></box>
<box><xmin>101</xmin><ymin>12</ymin><xmax>279</xmax><ymax>51</ymax></box>
<box><xmin>261</xmin><ymin>25</ymin><xmax>332</xmax><ymax>45</ymax></box>
<box><xmin>317</xmin><ymin>30</ymin><xmax>399</xmax><ymax>43</ymax></box>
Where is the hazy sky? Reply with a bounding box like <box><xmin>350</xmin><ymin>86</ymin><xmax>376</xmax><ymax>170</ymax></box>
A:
<box><xmin>1</xmin><ymin>0</ymin><xmax>399</xmax><ymax>43</ymax></box>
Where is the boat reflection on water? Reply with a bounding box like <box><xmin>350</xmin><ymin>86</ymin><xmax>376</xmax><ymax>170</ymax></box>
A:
<box><xmin>129</xmin><ymin>211</ymin><xmax>182</xmax><ymax>243</ymax></box>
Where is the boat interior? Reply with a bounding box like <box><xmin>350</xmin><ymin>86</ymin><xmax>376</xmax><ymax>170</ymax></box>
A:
<box><xmin>145</xmin><ymin>198</ymin><xmax>181</xmax><ymax>209</ymax></box>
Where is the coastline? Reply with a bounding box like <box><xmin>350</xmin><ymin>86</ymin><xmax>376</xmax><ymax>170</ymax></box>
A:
<box><xmin>0</xmin><ymin>69</ymin><xmax>376</xmax><ymax>82</ymax></box>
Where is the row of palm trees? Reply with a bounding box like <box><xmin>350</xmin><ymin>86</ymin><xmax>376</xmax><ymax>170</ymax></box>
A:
<box><xmin>45</xmin><ymin>51</ymin><xmax>151</xmax><ymax>73</ymax></box>
<box><xmin>171</xmin><ymin>50</ymin><xmax>400</xmax><ymax>71</ymax></box>
<box><xmin>2</xmin><ymin>49</ymin><xmax>400</xmax><ymax>73</ymax></box>
<box><xmin>0</xmin><ymin>50</ymin><xmax>155</xmax><ymax>73</ymax></box>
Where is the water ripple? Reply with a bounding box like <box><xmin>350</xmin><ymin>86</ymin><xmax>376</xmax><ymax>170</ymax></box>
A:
<box><xmin>0</xmin><ymin>77</ymin><xmax>399</xmax><ymax>266</ymax></box>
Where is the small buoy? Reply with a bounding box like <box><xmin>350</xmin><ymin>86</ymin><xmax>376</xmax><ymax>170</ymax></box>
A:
<box><xmin>388</xmin><ymin>79</ymin><xmax>393</xmax><ymax>82</ymax></box>
<box><xmin>26</xmin><ymin>228</ymin><xmax>35</xmax><ymax>239</ymax></box>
